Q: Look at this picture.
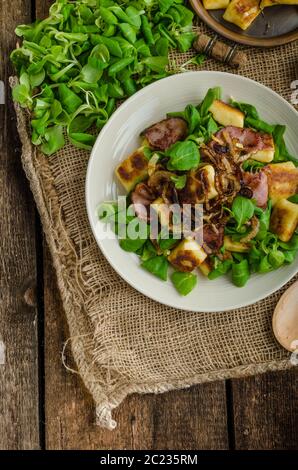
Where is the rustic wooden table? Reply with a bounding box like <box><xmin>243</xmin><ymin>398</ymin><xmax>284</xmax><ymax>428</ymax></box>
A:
<box><xmin>0</xmin><ymin>0</ymin><xmax>297</xmax><ymax>451</ymax></box>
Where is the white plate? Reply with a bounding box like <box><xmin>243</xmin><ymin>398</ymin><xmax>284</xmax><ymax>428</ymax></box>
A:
<box><xmin>86</xmin><ymin>71</ymin><xmax>298</xmax><ymax>312</ymax></box>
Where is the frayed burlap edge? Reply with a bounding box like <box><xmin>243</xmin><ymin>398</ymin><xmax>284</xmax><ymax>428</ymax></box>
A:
<box><xmin>10</xmin><ymin>77</ymin><xmax>294</xmax><ymax>430</ymax></box>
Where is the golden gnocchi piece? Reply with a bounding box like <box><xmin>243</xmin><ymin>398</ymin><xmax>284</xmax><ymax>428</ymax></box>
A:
<box><xmin>270</xmin><ymin>199</ymin><xmax>298</xmax><ymax>242</ymax></box>
<box><xmin>249</xmin><ymin>134</ymin><xmax>275</xmax><ymax>163</ymax></box>
<box><xmin>223</xmin><ymin>0</ymin><xmax>261</xmax><ymax>30</ymax></box>
<box><xmin>264</xmin><ymin>162</ymin><xmax>298</xmax><ymax>205</ymax></box>
<box><xmin>141</xmin><ymin>137</ymin><xmax>149</xmax><ymax>147</ymax></box>
<box><xmin>209</xmin><ymin>100</ymin><xmax>244</xmax><ymax>128</ymax></box>
<box><xmin>224</xmin><ymin>236</ymin><xmax>250</xmax><ymax>253</ymax></box>
<box><xmin>198</xmin><ymin>258</ymin><xmax>213</xmax><ymax>276</ymax></box>
<box><xmin>168</xmin><ymin>238</ymin><xmax>207</xmax><ymax>272</ymax></box>
<box><xmin>249</xmin><ymin>148</ymin><xmax>275</xmax><ymax>163</ymax></box>
<box><xmin>115</xmin><ymin>148</ymin><xmax>148</xmax><ymax>192</ymax></box>
<box><xmin>151</xmin><ymin>197</ymin><xmax>172</xmax><ymax>227</ymax></box>
<box><xmin>261</xmin><ymin>0</ymin><xmax>298</xmax><ymax>7</ymax></box>
<box><xmin>260</xmin><ymin>0</ymin><xmax>274</xmax><ymax>6</ymax></box>
<box><xmin>203</xmin><ymin>0</ymin><xmax>230</xmax><ymax>9</ymax></box>
<box><xmin>151</xmin><ymin>198</ymin><xmax>182</xmax><ymax>237</ymax></box>
<box><xmin>200</xmin><ymin>165</ymin><xmax>219</xmax><ymax>200</ymax></box>
<box><xmin>183</xmin><ymin>164</ymin><xmax>218</xmax><ymax>204</ymax></box>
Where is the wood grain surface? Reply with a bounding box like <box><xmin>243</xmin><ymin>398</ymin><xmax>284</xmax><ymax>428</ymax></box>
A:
<box><xmin>0</xmin><ymin>0</ymin><xmax>297</xmax><ymax>450</ymax></box>
<box><xmin>0</xmin><ymin>0</ymin><xmax>40</xmax><ymax>451</ymax></box>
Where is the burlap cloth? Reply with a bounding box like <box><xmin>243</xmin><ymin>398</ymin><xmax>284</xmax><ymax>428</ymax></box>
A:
<box><xmin>11</xmin><ymin>21</ymin><xmax>298</xmax><ymax>430</ymax></box>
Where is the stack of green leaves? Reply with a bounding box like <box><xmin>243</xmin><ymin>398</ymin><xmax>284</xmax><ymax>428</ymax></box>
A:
<box><xmin>11</xmin><ymin>0</ymin><xmax>196</xmax><ymax>155</ymax></box>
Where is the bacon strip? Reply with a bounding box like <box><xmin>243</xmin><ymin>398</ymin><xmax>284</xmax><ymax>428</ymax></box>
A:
<box><xmin>142</xmin><ymin>117</ymin><xmax>188</xmax><ymax>151</ymax></box>
<box><xmin>202</xmin><ymin>224</ymin><xmax>224</xmax><ymax>254</ymax></box>
<box><xmin>242</xmin><ymin>171</ymin><xmax>268</xmax><ymax>208</ymax></box>
<box><xmin>215</xmin><ymin>126</ymin><xmax>274</xmax><ymax>154</ymax></box>
<box><xmin>131</xmin><ymin>183</ymin><xmax>156</xmax><ymax>221</ymax></box>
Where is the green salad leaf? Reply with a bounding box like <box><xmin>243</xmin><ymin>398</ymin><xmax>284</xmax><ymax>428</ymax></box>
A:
<box><xmin>231</xmin><ymin>196</ymin><xmax>255</xmax><ymax>230</ymax></box>
<box><xmin>278</xmin><ymin>234</ymin><xmax>298</xmax><ymax>251</ymax></box>
<box><xmin>232</xmin><ymin>259</ymin><xmax>250</xmax><ymax>287</ymax></box>
<box><xmin>242</xmin><ymin>159</ymin><xmax>265</xmax><ymax>172</ymax></box>
<box><xmin>184</xmin><ymin>104</ymin><xmax>201</xmax><ymax>134</ymax></box>
<box><xmin>140</xmin><ymin>240</ymin><xmax>157</xmax><ymax>261</ymax></box>
<box><xmin>268</xmin><ymin>250</ymin><xmax>285</xmax><ymax>269</ymax></box>
<box><xmin>255</xmin><ymin>201</ymin><xmax>272</xmax><ymax>241</ymax></box>
<box><xmin>283</xmin><ymin>250</ymin><xmax>298</xmax><ymax>264</ymax></box>
<box><xmin>180</xmin><ymin>53</ymin><xmax>205</xmax><ymax>70</ymax></box>
<box><xmin>245</xmin><ymin>116</ymin><xmax>275</xmax><ymax>134</ymax></box>
<box><xmin>158</xmin><ymin>230</ymin><xmax>180</xmax><ymax>251</ymax></box>
<box><xmin>142</xmin><ymin>255</ymin><xmax>169</xmax><ymax>281</ymax></box>
<box><xmin>120</xmin><ymin>237</ymin><xmax>147</xmax><ymax>253</ymax></box>
<box><xmin>208</xmin><ymin>259</ymin><xmax>232</xmax><ymax>280</ymax></box>
<box><xmin>272</xmin><ymin>125</ymin><xmax>297</xmax><ymax>165</ymax></box>
<box><xmin>98</xmin><ymin>202</ymin><xmax>118</xmax><ymax>223</ymax></box>
<box><xmin>171</xmin><ymin>271</ymin><xmax>197</xmax><ymax>295</ymax></box>
<box><xmin>40</xmin><ymin>125</ymin><xmax>65</xmax><ymax>156</ymax></box>
<box><xmin>170</xmin><ymin>174</ymin><xmax>187</xmax><ymax>189</ymax></box>
<box><xmin>230</xmin><ymin>99</ymin><xmax>259</xmax><ymax>120</ymax></box>
<box><xmin>199</xmin><ymin>86</ymin><xmax>221</xmax><ymax>117</ymax></box>
<box><xmin>288</xmin><ymin>194</ymin><xmax>298</xmax><ymax>203</ymax></box>
<box><xmin>166</xmin><ymin>141</ymin><xmax>200</xmax><ymax>171</ymax></box>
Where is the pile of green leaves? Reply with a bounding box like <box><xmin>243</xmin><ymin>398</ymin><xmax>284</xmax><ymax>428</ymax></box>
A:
<box><xmin>11</xmin><ymin>0</ymin><xmax>196</xmax><ymax>155</ymax></box>
<box><xmin>209</xmin><ymin>196</ymin><xmax>298</xmax><ymax>287</ymax></box>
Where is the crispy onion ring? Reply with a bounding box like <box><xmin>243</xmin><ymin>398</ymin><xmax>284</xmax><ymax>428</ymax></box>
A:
<box><xmin>240</xmin><ymin>216</ymin><xmax>260</xmax><ymax>243</ymax></box>
<box><xmin>148</xmin><ymin>170</ymin><xmax>174</xmax><ymax>195</ymax></box>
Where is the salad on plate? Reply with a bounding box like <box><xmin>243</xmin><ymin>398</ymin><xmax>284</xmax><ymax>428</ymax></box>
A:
<box><xmin>100</xmin><ymin>87</ymin><xmax>298</xmax><ymax>296</ymax></box>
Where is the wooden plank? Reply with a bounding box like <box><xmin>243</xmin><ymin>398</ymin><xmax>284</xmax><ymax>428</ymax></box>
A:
<box><xmin>43</xmin><ymin>246</ymin><xmax>228</xmax><ymax>450</ymax></box>
<box><xmin>35</xmin><ymin>0</ymin><xmax>52</xmax><ymax>18</ymax></box>
<box><xmin>0</xmin><ymin>0</ymin><xmax>40</xmax><ymax>450</ymax></box>
<box><xmin>148</xmin><ymin>384</ymin><xmax>228</xmax><ymax>450</ymax></box>
<box><xmin>231</xmin><ymin>370</ymin><xmax>298</xmax><ymax>449</ymax></box>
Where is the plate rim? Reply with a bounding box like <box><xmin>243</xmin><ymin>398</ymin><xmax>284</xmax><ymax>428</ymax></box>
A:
<box><xmin>86</xmin><ymin>71</ymin><xmax>298</xmax><ymax>312</ymax></box>
<box><xmin>189</xmin><ymin>0</ymin><xmax>298</xmax><ymax>47</ymax></box>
